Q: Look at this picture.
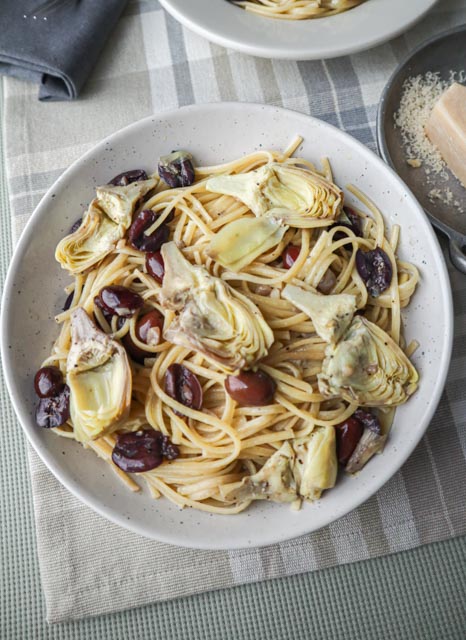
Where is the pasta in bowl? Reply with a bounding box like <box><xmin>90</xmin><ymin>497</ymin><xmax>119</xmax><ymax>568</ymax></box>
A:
<box><xmin>33</xmin><ymin>138</ymin><xmax>420</xmax><ymax>515</ymax></box>
<box><xmin>2</xmin><ymin>103</ymin><xmax>451</xmax><ymax>548</ymax></box>
<box><xmin>228</xmin><ymin>0</ymin><xmax>367</xmax><ymax>21</ymax></box>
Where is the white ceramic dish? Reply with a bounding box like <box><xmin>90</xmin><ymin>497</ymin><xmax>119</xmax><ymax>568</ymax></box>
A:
<box><xmin>1</xmin><ymin>103</ymin><xmax>452</xmax><ymax>549</ymax></box>
<box><xmin>158</xmin><ymin>0</ymin><xmax>438</xmax><ymax>61</ymax></box>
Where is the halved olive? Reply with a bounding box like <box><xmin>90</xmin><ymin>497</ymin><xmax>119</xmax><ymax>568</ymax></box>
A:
<box><xmin>97</xmin><ymin>285</ymin><xmax>144</xmax><ymax>318</ymax></box>
<box><xmin>34</xmin><ymin>366</ymin><xmax>64</xmax><ymax>398</ymax></box>
<box><xmin>334</xmin><ymin>417</ymin><xmax>363</xmax><ymax>466</ymax></box>
<box><xmin>165</xmin><ymin>364</ymin><xmax>203</xmax><ymax>414</ymax></box>
<box><xmin>146</xmin><ymin>251</ymin><xmax>165</xmax><ymax>283</ymax></box>
<box><xmin>109</xmin><ymin>169</ymin><xmax>148</xmax><ymax>186</ymax></box>
<box><xmin>122</xmin><ymin>310</ymin><xmax>164</xmax><ymax>363</ymax></box>
<box><xmin>128</xmin><ymin>209</ymin><xmax>170</xmax><ymax>253</ymax></box>
<box><xmin>225</xmin><ymin>370</ymin><xmax>276</xmax><ymax>406</ymax></box>
<box><xmin>282</xmin><ymin>245</ymin><xmax>301</xmax><ymax>269</ymax></box>
<box><xmin>35</xmin><ymin>385</ymin><xmax>70</xmax><ymax>428</ymax></box>
<box><xmin>112</xmin><ymin>429</ymin><xmax>179</xmax><ymax>473</ymax></box>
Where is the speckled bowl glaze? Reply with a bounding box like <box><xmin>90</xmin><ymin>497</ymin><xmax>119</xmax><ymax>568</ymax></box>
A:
<box><xmin>158</xmin><ymin>0</ymin><xmax>438</xmax><ymax>61</ymax></box>
<box><xmin>1</xmin><ymin>103</ymin><xmax>453</xmax><ymax>549</ymax></box>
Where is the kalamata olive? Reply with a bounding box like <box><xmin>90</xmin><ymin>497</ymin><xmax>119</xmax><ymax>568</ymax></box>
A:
<box><xmin>344</xmin><ymin>207</ymin><xmax>362</xmax><ymax>233</ymax></box>
<box><xmin>122</xmin><ymin>310</ymin><xmax>164</xmax><ymax>363</ymax></box>
<box><xmin>158</xmin><ymin>150</ymin><xmax>195</xmax><ymax>188</ymax></box>
<box><xmin>35</xmin><ymin>385</ymin><xmax>70</xmax><ymax>428</ymax></box>
<box><xmin>317</xmin><ymin>269</ymin><xmax>337</xmax><ymax>294</ymax></box>
<box><xmin>63</xmin><ymin>292</ymin><xmax>74</xmax><ymax>312</ymax></box>
<box><xmin>330</xmin><ymin>222</ymin><xmax>358</xmax><ymax>241</ymax></box>
<box><xmin>353</xmin><ymin>408</ymin><xmax>381</xmax><ymax>434</ymax></box>
<box><xmin>355</xmin><ymin>247</ymin><xmax>392</xmax><ymax>298</ymax></box>
<box><xmin>165</xmin><ymin>364</ymin><xmax>203</xmax><ymax>414</ymax></box>
<box><xmin>334</xmin><ymin>417</ymin><xmax>364</xmax><ymax>466</ymax></box>
<box><xmin>282</xmin><ymin>244</ymin><xmax>301</xmax><ymax>269</ymax></box>
<box><xmin>109</xmin><ymin>169</ymin><xmax>148</xmax><ymax>186</ymax></box>
<box><xmin>138</xmin><ymin>224</ymin><xmax>169</xmax><ymax>253</ymax></box>
<box><xmin>34</xmin><ymin>366</ymin><xmax>64</xmax><ymax>398</ymax></box>
<box><xmin>329</xmin><ymin>207</ymin><xmax>362</xmax><ymax>241</ymax></box>
<box><xmin>128</xmin><ymin>209</ymin><xmax>156</xmax><ymax>244</ymax></box>
<box><xmin>225</xmin><ymin>370</ymin><xmax>276</xmax><ymax>406</ymax></box>
<box><xmin>137</xmin><ymin>310</ymin><xmax>164</xmax><ymax>344</ymax></box>
<box><xmin>70</xmin><ymin>218</ymin><xmax>82</xmax><ymax>234</ymax></box>
<box><xmin>127</xmin><ymin>209</ymin><xmax>170</xmax><ymax>253</ymax></box>
<box><xmin>98</xmin><ymin>285</ymin><xmax>144</xmax><ymax>318</ymax></box>
<box><xmin>94</xmin><ymin>295</ymin><xmax>115</xmax><ymax>324</ymax></box>
<box><xmin>112</xmin><ymin>429</ymin><xmax>179</xmax><ymax>473</ymax></box>
<box><xmin>146</xmin><ymin>251</ymin><xmax>165</xmax><ymax>283</ymax></box>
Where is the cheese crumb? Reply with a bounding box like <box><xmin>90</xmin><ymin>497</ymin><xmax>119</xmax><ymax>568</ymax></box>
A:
<box><xmin>428</xmin><ymin>187</ymin><xmax>462</xmax><ymax>211</ymax></box>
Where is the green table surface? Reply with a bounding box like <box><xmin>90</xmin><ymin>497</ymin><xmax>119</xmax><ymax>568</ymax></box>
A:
<box><xmin>1</xmin><ymin>79</ymin><xmax>465</xmax><ymax>640</ymax></box>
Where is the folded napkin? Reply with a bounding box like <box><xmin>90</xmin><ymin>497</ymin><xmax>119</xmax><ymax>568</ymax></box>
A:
<box><xmin>0</xmin><ymin>0</ymin><xmax>128</xmax><ymax>100</ymax></box>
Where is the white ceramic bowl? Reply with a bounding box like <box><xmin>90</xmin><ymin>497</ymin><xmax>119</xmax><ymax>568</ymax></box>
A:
<box><xmin>1</xmin><ymin>103</ymin><xmax>452</xmax><ymax>549</ymax></box>
<box><xmin>159</xmin><ymin>0</ymin><xmax>438</xmax><ymax>61</ymax></box>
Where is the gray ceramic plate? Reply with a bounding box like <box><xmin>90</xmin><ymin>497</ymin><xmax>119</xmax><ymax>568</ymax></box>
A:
<box><xmin>377</xmin><ymin>24</ymin><xmax>466</xmax><ymax>273</ymax></box>
<box><xmin>159</xmin><ymin>0</ymin><xmax>437</xmax><ymax>61</ymax></box>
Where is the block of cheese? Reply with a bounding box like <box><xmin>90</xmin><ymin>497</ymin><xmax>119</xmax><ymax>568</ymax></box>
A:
<box><xmin>425</xmin><ymin>82</ymin><xmax>466</xmax><ymax>188</ymax></box>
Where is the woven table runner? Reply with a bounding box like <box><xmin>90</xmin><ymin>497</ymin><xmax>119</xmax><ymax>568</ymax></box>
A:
<box><xmin>3</xmin><ymin>0</ymin><xmax>466</xmax><ymax>623</ymax></box>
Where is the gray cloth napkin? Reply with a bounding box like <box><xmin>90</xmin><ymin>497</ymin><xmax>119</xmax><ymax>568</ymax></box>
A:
<box><xmin>0</xmin><ymin>0</ymin><xmax>128</xmax><ymax>100</ymax></box>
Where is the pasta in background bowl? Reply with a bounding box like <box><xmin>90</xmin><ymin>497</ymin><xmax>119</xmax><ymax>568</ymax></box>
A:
<box><xmin>1</xmin><ymin>103</ymin><xmax>452</xmax><ymax>549</ymax></box>
<box><xmin>229</xmin><ymin>0</ymin><xmax>367</xmax><ymax>21</ymax></box>
<box><xmin>158</xmin><ymin>0</ymin><xmax>438</xmax><ymax>61</ymax></box>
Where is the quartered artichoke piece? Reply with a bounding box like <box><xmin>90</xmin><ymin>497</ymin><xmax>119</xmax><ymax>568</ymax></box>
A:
<box><xmin>293</xmin><ymin>426</ymin><xmax>338</xmax><ymax>501</ymax></box>
<box><xmin>345</xmin><ymin>428</ymin><xmax>387</xmax><ymax>474</ymax></box>
<box><xmin>208</xmin><ymin>216</ymin><xmax>288</xmax><ymax>272</ymax></box>
<box><xmin>160</xmin><ymin>242</ymin><xmax>274</xmax><ymax>371</ymax></box>
<box><xmin>318</xmin><ymin>316</ymin><xmax>419</xmax><ymax>406</ymax></box>
<box><xmin>224</xmin><ymin>429</ymin><xmax>337</xmax><ymax>505</ymax></box>
<box><xmin>55</xmin><ymin>202</ymin><xmax>122</xmax><ymax>275</ymax></box>
<box><xmin>67</xmin><ymin>308</ymin><xmax>132</xmax><ymax>443</ymax></box>
<box><xmin>223</xmin><ymin>442</ymin><xmax>298</xmax><ymax>503</ymax></box>
<box><xmin>95</xmin><ymin>179</ymin><xmax>156</xmax><ymax>229</ymax></box>
<box><xmin>206</xmin><ymin>163</ymin><xmax>343</xmax><ymax>227</ymax></box>
<box><xmin>282</xmin><ymin>285</ymin><xmax>356</xmax><ymax>344</ymax></box>
<box><xmin>56</xmin><ymin>177</ymin><xmax>156</xmax><ymax>274</ymax></box>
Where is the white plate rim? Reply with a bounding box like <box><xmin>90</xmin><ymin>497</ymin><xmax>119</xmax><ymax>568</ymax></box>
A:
<box><xmin>1</xmin><ymin>102</ymin><xmax>453</xmax><ymax>549</ymax></box>
<box><xmin>158</xmin><ymin>0</ymin><xmax>439</xmax><ymax>61</ymax></box>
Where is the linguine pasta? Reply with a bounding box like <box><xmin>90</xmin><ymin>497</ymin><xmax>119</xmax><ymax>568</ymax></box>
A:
<box><xmin>40</xmin><ymin>139</ymin><xmax>419</xmax><ymax>515</ymax></box>
<box><xmin>231</xmin><ymin>0</ymin><xmax>367</xmax><ymax>20</ymax></box>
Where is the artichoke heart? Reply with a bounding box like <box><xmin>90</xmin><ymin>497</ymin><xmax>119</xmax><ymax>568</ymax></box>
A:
<box><xmin>206</xmin><ymin>163</ymin><xmax>342</xmax><ymax>227</ymax></box>
<box><xmin>67</xmin><ymin>308</ymin><xmax>132</xmax><ymax>443</ymax></box>
<box><xmin>56</xmin><ymin>178</ymin><xmax>156</xmax><ymax>274</ymax></box>
<box><xmin>95</xmin><ymin>178</ymin><xmax>156</xmax><ymax>229</ymax></box>
<box><xmin>160</xmin><ymin>242</ymin><xmax>274</xmax><ymax>371</ymax></box>
<box><xmin>345</xmin><ymin>428</ymin><xmax>387</xmax><ymax>474</ymax></box>
<box><xmin>282</xmin><ymin>284</ymin><xmax>356</xmax><ymax>344</ymax></box>
<box><xmin>223</xmin><ymin>442</ymin><xmax>298</xmax><ymax>503</ymax></box>
<box><xmin>293</xmin><ymin>426</ymin><xmax>338</xmax><ymax>501</ymax></box>
<box><xmin>55</xmin><ymin>201</ymin><xmax>122</xmax><ymax>274</ymax></box>
<box><xmin>208</xmin><ymin>216</ymin><xmax>288</xmax><ymax>272</ymax></box>
<box><xmin>318</xmin><ymin>316</ymin><xmax>419</xmax><ymax>406</ymax></box>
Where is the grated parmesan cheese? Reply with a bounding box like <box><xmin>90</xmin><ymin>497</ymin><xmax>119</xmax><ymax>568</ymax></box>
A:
<box><xmin>428</xmin><ymin>187</ymin><xmax>461</xmax><ymax>209</ymax></box>
<box><xmin>393</xmin><ymin>70</ymin><xmax>466</xmax><ymax>213</ymax></box>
